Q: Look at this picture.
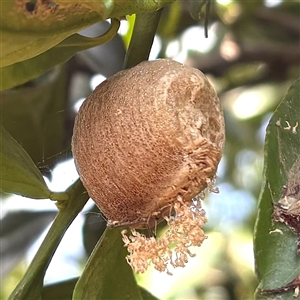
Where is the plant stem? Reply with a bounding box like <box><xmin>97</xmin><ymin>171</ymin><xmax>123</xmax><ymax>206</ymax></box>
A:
<box><xmin>123</xmin><ymin>10</ymin><xmax>163</xmax><ymax>69</ymax></box>
<box><xmin>8</xmin><ymin>180</ymin><xmax>89</xmax><ymax>300</ymax></box>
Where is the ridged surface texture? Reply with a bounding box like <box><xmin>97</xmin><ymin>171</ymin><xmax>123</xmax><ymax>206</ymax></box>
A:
<box><xmin>72</xmin><ymin>59</ymin><xmax>225</xmax><ymax>228</ymax></box>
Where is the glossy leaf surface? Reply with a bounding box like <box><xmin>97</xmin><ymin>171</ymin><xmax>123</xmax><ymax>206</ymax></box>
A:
<box><xmin>254</xmin><ymin>78</ymin><xmax>300</xmax><ymax>299</ymax></box>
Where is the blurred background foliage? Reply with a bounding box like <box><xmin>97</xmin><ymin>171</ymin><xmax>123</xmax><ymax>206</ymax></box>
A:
<box><xmin>1</xmin><ymin>0</ymin><xmax>300</xmax><ymax>299</ymax></box>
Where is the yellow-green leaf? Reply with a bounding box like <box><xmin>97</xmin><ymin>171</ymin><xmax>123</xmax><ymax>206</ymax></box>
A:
<box><xmin>0</xmin><ymin>125</ymin><xmax>51</xmax><ymax>198</ymax></box>
<box><xmin>1</xmin><ymin>0</ymin><xmax>175</xmax><ymax>69</ymax></box>
<box><xmin>1</xmin><ymin>0</ymin><xmax>113</xmax><ymax>67</ymax></box>
<box><xmin>0</xmin><ymin>19</ymin><xmax>120</xmax><ymax>91</ymax></box>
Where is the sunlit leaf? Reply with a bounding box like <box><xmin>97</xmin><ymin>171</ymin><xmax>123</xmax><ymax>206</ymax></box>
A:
<box><xmin>0</xmin><ymin>125</ymin><xmax>51</xmax><ymax>199</ymax></box>
<box><xmin>0</xmin><ymin>0</ymin><xmax>113</xmax><ymax>67</ymax></box>
<box><xmin>1</xmin><ymin>0</ymin><xmax>175</xmax><ymax>70</ymax></box>
<box><xmin>0</xmin><ymin>19</ymin><xmax>120</xmax><ymax>91</ymax></box>
<box><xmin>73</xmin><ymin>228</ymin><xmax>143</xmax><ymax>300</ymax></box>
<box><xmin>254</xmin><ymin>78</ymin><xmax>300</xmax><ymax>299</ymax></box>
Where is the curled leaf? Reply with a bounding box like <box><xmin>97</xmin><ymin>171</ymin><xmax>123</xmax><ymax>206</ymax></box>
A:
<box><xmin>1</xmin><ymin>19</ymin><xmax>120</xmax><ymax>91</ymax></box>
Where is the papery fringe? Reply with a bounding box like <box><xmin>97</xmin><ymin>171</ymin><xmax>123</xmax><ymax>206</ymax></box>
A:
<box><xmin>121</xmin><ymin>197</ymin><xmax>207</xmax><ymax>275</ymax></box>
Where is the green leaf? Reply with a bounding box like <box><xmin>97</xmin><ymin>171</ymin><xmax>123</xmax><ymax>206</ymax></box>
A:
<box><xmin>0</xmin><ymin>0</ymin><xmax>177</xmax><ymax>90</ymax></box>
<box><xmin>73</xmin><ymin>228</ymin><xmax>143</xmax><ymax>300</ymax></box>
<box><xmin>139</xmin><ymin>287</ymin><xmax>159</xmax><ymax>300</ymax></box>
<box><xmin>1</xmin><ymin>66</ymin><xmax>67</xmax><ymax>165</ymax></box>
<box><xmin>254</xmin><ymin>78</ymin><xmax>300</xmax><ymax>299</ymax></box>
<box><xmin>0</xmin><ymin>0</ymin><xmax>113</xmax><ymax>67</ymax></box>
<box><xmin>1</xmin><ymin>211</ymin><xmax>56</xmax><ymax>277</ymax></box>
<box><xmin>8</xmin><ymin>179</ymin><xmax>89</xmax><ymax>300</ymax></box>
<box><xmin>0</xmin><ymin>0</ymin><xmax>174</xmax><ymax>70</ymax></box>
<box><xmin>42</xmin><ymin>278</ymin><xmax>78</xmax><ymax>300</ymax></box>
<box><xmin>41</xmin><ymin>278</ymin><xmax>158</xmax><ymax>300</ymax></box>
<box><xmin>0</xmin><ymin>19</ymin><xmax>120</xmax><ymax>91</ymax></box>
<box><xmin>0</xmin><ymin>125</ymin><xmax>51</xmax><ymax>199</ymax></box>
